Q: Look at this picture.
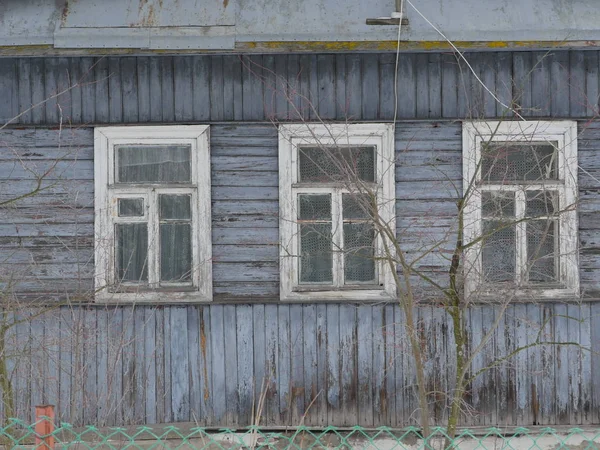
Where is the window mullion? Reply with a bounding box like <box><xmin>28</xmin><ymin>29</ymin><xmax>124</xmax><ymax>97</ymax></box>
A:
<box><xmin>332</xmin><ymin>189</ymin><xmax>343</xmax><ymax>287</ymax></box>
<box><xmin>515</xmin><ymin>189</ymin><xmax>527</xmax><ymax>285</ymax></box>
<box><xmin>148</xmin><ymin>189</ymin><xmax>159</xmax><ymax>287</ymax></box>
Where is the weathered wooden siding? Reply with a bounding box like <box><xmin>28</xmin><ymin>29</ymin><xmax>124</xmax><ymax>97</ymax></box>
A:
<box><xmin>1</xmin><ymin>51</ymin><xmax>600</xmax><ymax>124</ymax></box>
<box><xmin>1</xmin><ymin>51</ymin><xmax>600</xmax><ymax>428</ymax></box>
<box><xmin>1</xmin><ymin>303</ymin><xmax>598</xmax><ymax>427</ymax></box>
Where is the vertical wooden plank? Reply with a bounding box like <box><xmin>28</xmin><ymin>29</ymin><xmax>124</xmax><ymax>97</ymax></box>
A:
<box><xmin>224</xmin><ymin>305</ymin><xmax>238</xmax><ymax>427</ymax></box>
<box><xmin>550</xmin><ymin>51</ymin><xmax>570</xmax><ymax>118</ymax></box>
<box><xmin>470</xmin><ymin>306</ymin><xmax>486</xmax><ymax>425</ymax></box>
<box><xmin>526</xmin><ymin>304</ymin><xmax>542</xmax><ymax>426</ymax></box>
<box><xmin>335</xmin><ymin>54</ymin><xmax>347</xmax><ymax>120</ymax></box>
<box><xmin>513</xmin><ymin>52</ymin><xmax>532</xmax><ymax>117</ymax></box>
<box><xmin>210</xmin><ymin>55</ymin><xmax>224</xmax><ymax>121</ymax></box>
<box><xmin>274</xmin><ymin>55</ymin><xmax>288</xmax><ymax>120</ymax></box>
<box><xmin>480</xmin><ymin>52</ymin><xmax>497</xmax><ymax>118</ymax></box>
<box><xmin>443</xmin><ymin>306</ymin><xmax>456</xmax><ymax>424</ymax></box>
<box><xmin>186</xmin><ymin>306</ymin><xmax>204</xmax><ymax>424</ymax></box>
<box><xmin>540</xmin><ymin>304</ymin><xmax>556</xmax><ymax>425</ymax></box>
<box><xmin>530</xmin><ymin>51</ymin><xmax>551</xmax><ymax>117</ymax></box>
<box><xmin>121</xmin><ymin>57</ymin><xmax>139</xmax><ymax>123</ymax></box>
<box><xmin>144</xmin><ymin>308</ymin><xmax>157</xmax><ymax>424</ymax></box>
<box><xmin>56</xmin><ymin>57</ymin><xmax>72</xmax><ymax>123</ymax></box>
<box><xmin>315</xmin><ymin>304</ymin><xmax>327</xmax><ymax>426</ymax></box>
<box><xmin>456</xmin><ymin>55</ymin><xmax>473</xmax><ymax>118</ymax></box>
<box><xmin>47</xmin><ymin>311</ymin><xmax>61</xmax><ymax>414</ymax></box>
<box><xmin>326</xmin><ymin>304</ymin><xmax>341</xmax><ymax>425</ymax></box>
<box><xmin>122</xmin><ymin>307</ymin><xmax>135</xmax><ymax>424</ymax></box>
<box><xmin>243</xmin><ymin>55</ymin><xmax>264</xmax><ymax>121</ymax></box>
<box><xmin>514</xmin><ymin>304</ymin><xmax>529</xmax><ymax>425</ymax></box>
<box><xmin>94</xmin><ymin>57</ymin><xmax>109</xmax><ymax>123</ymax></box>
<box><xmin>198</xmin><ymin>307</ymin><xmax>212</xmax><ymax>425</ymax></box>
<box><xmin>264</xmin><ymin>304</ymin><xmax>280</xmax><ymax>426</ymax></box>
<box><xmin>289</xmin><ymin>304</ymin><xmax>305</xmax><ymax>424</ymax></box>
<box><xmin>192</xmin><ymin>55</ymin><xmax>211</xmax><ymax>121</ymax></box>
<box><xmin>569</xmin><ymin>51</ymin><xmax>587</xmax><ymax>117</ymax></box>
<box><xmin>252</xmin><ymin>304</ymin><xmax>266</xmax><ymax>425</ymax></box>
<box><xmin>361</xmin><ymin>54</ymin><xmax>379</xmax><ymax>120</ymax></box>
<box><xmin>80</xmin><ymin>58</ymin><xmax>96</xmax><ymax>124</ymax></box>
<box><xmin>298</xmin><ymin>54</ymin><xmax>311</xmax><ymax>121</ymax></box>
<box><xmin>15</xmin><ymin>312</ymin><xmax>31</xmax><ymax>422</ymax></box>
<box><xmin>58</xmin><ymin>308</ymin><xmax>73</xmax><ymax>423</ymax></box>
<box><xmin>339</xmin><ymin>304</ymin><xmax>357</xmax><ymax>426</ymax></box>
<box><xmin>149</xmin><ymin>57</ymin><xmax>162</xmax><ymax>123</ymax></box>
<box><xmin>209</xmin><ymin>305</ymin><xmax>226</xmax><ymax>426</ymax></box>
<box><xmin>17</xmin><ymin>58</ymin><xmax>32</xmax><ymax>124</ymax></box>
<box><xmin>378</xmin><ymin>54</ymin><xmax>395</xmax><ymax>120</ymax></box>
<box><xmin>591</xmin><ymin>302</ymin><xmax>600</xmax><ymax>424</ymax></box>
<box><xmin>83</xmin><ymin>308</ymin><xmax>98</xmax><ymax>425</ymax></box>
<box><xmin>0</xmin><ymin>58</ymin><xmax>17</xmax><ymax>123</ymax></box>
<box><xmin>174</xmin><ymin>56</ymin><xmax>193</xmax><ymax>122</ymax></box>
<box><xmin>288</xmin><ymin>54</ymin><xmax>301</xmax><ymax>120</ymax></box>
<box><xmin>278</xmin><ymin>305</ymin><xmax>291</xmax><ymax>425</ymax></box>
<box><xmin>585</xmin><ymin>51</ymin><xmax>599</xmax><ymax>117</ymax></box>
<box><xmin>262</xmin><ymin>54</ymin><xmax>277</xmax><ymax>120</ymax></box>
<box><xmin>346</xmin><ymin>54</ymin><xmax>361</xmax><ymax>120</ymax></box>
<box><xmin>496</xmin><ymin>51</ymin><xmax>513</xmax><ymax>118</ymax></box>
<box><xmin>137</xmin><ymin>57</ymin><xmax>151</xmax><ymax>123</ymax></box>
<box><xmin>161</xmin><ymin>56</ymin><xmax>175</xmax><ymax>122</ymax></box>
<box><xmin>232</xmin><ymin>56</ymin><xmax>244</xmax><ymax>121</ymax></box>
<box><xmin>30</xmin><ymin>58</ymin><xmax>46</xmax><ymax>124</ymax></box>
<box><xmin>432</xmin><ymin>306</ymin><xmax>446</xmax><ymax>424</ymax></box>
<box><xmin>357</xmin><ymin>305</ymin><xmax>373</xmax><ymax>427</ymax></box>
<box><xmin>372</xmin><ymin>306</ymin><xmax>385</xmax><ymax>426</ymax></box>
<box><xmin>383</xmin><ymin>305</ymin><xmax>396</xmax><ymax>426</ymax></box>
<box><xmin>567</xmin><ymin>303</ymin><xmax>581</xmax><ymax>424</ymax></box>
<box><xmin>187</xmin><ymin>306</ymin><xmax>201</xmax><ymax>423</ymax></box>
<box><xmin>428</xmin><ymin>53</ymin><xmax>442</xmax><ymax>118</ymax></box>
<box><xmin>469</xmin><ymin>53</ymin><xmax>485</xmax><ymax>118</ymax></box>
<box><xmin>95</xmin><ymin>308</ymin><xmax>108</xmax><ymax>425</ymax></box>
<box><xmin>30</xmin><ymin>314</ymin><xmax>45</xmax><ymax>422</ymax></box>
<box><xmin>170</xmin><ymin>307</ymin><xmax>190</xmax><ymax>422</ymax></box>
<box><xmin>107</xmin><ymin>307</ymin><xmax>124</xmax><ymax>426</ymax></box>
<box><xmin>236</xmin><ymin>305</ymin><xmax>254</xmax><ymax>426</ymax></box>
<box><xmin>395</xmin><ymin>305</ymin><xmax>408</xmax><ymax>426</ymax></box>
<box><xmin>72</xmin><ymin>308</ymin><xmax>85</xmax><ymax>425</ymax></box>
<box><xmin>580</xmin><ymin>304</ymin><xmax>592</xmax><ymax>424</ymax></box>
<box><xmin>397</xmin><ymin>54</ymin><xmax>416</xmax><ymax>119</ymax></box>
<box><xmin>554</xmin><ymin>303</ymin><xmax>570</xmax><ymax>424</ymax></box>
<box><xmin>302</xmin><ymin>304</ymin><xmax>318</xmax><ymax>425</ymax></box>
<box><xmin>307</xmin><ymin>54</ymin><xmax>318</xmax><ymax>120</ymax></box>
<box><xmin>108</xmin><ymin>57</ymin><xmax>123</xmax><ymax>123</ymax></box>
<box><xmin>318</xmin><ymin>54</ymin><xmax>336</xmax><ymax>120</ymax></box>
<box><xmin>441</xmin><ymin>53</ymin><xmax>459</xmax><ymax>118</ymax></box>
<box><xmin>133</xmin><ymin>307</ymin><xmax>145</xmax><ymax>423</ymax></box>
<box><xmin>163</xmin><ymin>308</ymin><xmax>173</xmax><ymax>423</ymax></box>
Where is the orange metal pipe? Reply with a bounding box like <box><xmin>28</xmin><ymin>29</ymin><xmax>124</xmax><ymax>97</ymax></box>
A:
<box><xmin>34</xmin><ymin>405</ymin><xmax>55</xmax><ymax>450</ymax></box>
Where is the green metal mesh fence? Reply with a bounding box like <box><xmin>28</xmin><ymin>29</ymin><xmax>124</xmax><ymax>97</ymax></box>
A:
<box><xmin>2</xmin><ymin>419</ymin><xmax>600</xmax><ymax>449</ymax></box>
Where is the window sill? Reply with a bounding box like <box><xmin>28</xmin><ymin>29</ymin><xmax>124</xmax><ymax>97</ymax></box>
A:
<box><xmin>95</xmin><ymin>289</ymin><xmax>211</xmax><ymax>304</ymax></box>
<box><xmin>469</xmin><ymin>285</ymin><xmax>580</xmax><ymax>301</ymax></box>
<box><xmin>282</xmin><ymin>287</ymin><xmax>395</xmax><ymax>302</ymax></box>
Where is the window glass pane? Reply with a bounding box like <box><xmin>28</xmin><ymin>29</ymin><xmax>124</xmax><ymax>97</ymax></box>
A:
<box><xmin>116</xmin><ymin>223</ymin><xmax>148</xmax><ymax>283</ymax></box>
<box><xmin>343</xmin><ymin>194</ymin><xmax>373</xmax><ymax>220</ymax></box>
<box><xmin>481</xmin><ymin>142</ymin><xmax>558</xmax><ymax>182</ymax></box>
<box><xmin>344</xmin><ymin>223</ymin><xmax>376</xmax><ymax>283</ymax></box>
<box><xmin>118</xmin><ymin>198</ymin><xmax>144</xmax><ymax>217</ymax></box>
<box><xmin>482</xmin><ymin>191</ymin><xmax>514</xmax><ymax>218</ymax></box>
<box><xmin>482</xmin><ymin>220</ymin><xmax>516</xmax><ymax>282</ymax></box>
<box><xmin>298</xmin><ymin>146</ymin><xmax>375</xmax><ymax>183</ymax></box>
<box><xmin>298</xmin><ymin>194</ymin><xmax>331</xmax><ymax>220</ymax></box>
<box><xmin>299</xmin><ymin>223</ymin><xmax>333</xmax><ymax>283</ymax></box>
<box><xmin>160</xmin><ymin>194</ymin><xmax>192</xmax><ymax>220</ymax></box>
<box><xmin>527</xmin><ymin>220</ymin><xmax>558</xmax><ymax>283</ymax></box>
<box><xmin>526</xmin><ymin>190</ymin><xmax>558</xmax><ymax>217</ymax></box>
<box><xmin>116</xmin><ymin>145</ymin><xmax>191</xmax><ymax>183</ymax></box>
<box><xmin>160</xmin><ymin>223</ymin><xmax>192</xmax><ymax>282</ymax></box>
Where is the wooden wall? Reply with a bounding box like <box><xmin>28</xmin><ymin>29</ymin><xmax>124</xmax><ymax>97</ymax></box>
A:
<box><xmin>1</xmin><ymin>51</ymin><xmax>600</xmax><ymax>427</ymax></box>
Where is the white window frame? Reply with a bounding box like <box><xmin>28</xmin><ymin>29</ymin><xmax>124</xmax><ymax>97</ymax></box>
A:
<box><xmin>94</xmin><ymin>125</ymin><xmax>213</xmax><ymax>303</ymax></box>
<box><xmin>279</xmin><ymin>123</ymin><xmax>396</xmax><ymax>301</ymax></box>
<box><xmin>462</xmin><ymin>120</ymin><xmax>579</xmax><ymax>300</ymax></box>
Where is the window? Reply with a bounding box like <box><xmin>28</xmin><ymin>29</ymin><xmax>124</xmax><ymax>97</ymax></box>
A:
<box><xmin>279</xmin><ymin>124</ymin><xmax>396</xmax><ymax>301</ymax></box>
<box><xmin>94</xmin><ymin>126</ymin><xmax>212</xmax><ymax>302</ymax></box>
<box><xmin>463</xmin><ymin>121</ymin><xmax>578</xmax><ymax>299</ymax></box>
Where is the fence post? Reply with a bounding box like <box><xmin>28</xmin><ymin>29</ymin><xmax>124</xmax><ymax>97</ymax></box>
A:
<box><xmin>35</xmin><ymin>405</ymin><xmax>55</xmax><ymax>450</ymax></box>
